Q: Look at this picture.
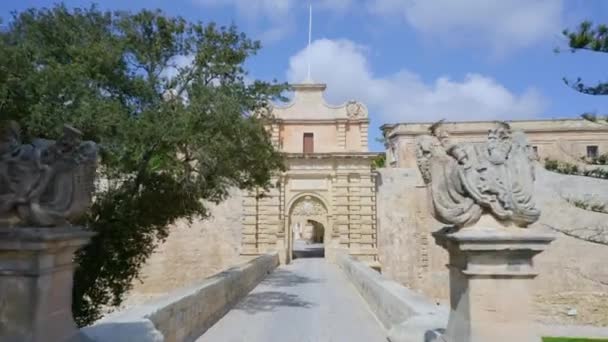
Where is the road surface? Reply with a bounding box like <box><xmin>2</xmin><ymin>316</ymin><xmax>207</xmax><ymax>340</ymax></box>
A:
<box><xmin>197</xmin><ymin>257</ymin><xmax>387</xmax><ymax>342</ymax></box>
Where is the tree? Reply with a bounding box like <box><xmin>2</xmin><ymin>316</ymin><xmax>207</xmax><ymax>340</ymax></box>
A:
<box><xmin>0</xmin><ymin>5</ymin><xmax>288</xmax><ymax>326</ymax></box>
<box><xmin>560</xmin><ymin>21</ymin><xmax>608</xmax><ymax>124</ymax></box>
<box><xmin>550</xmin><ymin>21</ymin><xmax>608</xmax><ymax>245</ymax></box>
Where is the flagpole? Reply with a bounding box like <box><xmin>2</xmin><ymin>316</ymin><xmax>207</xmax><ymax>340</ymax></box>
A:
<box><xmin>306</xmin><ymin>4</ymin><xmax>312</xmax><ymax>82</ymax></box>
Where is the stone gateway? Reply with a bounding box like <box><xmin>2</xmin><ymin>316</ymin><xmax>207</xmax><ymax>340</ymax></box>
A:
<box><xmin>240</xmin><ymin>83</ymin><xmax>381</xmax><ymax>266</ymax></box>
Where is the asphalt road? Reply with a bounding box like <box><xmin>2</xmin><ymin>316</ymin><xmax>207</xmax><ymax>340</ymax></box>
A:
<box><xmin>197</xmin><ymin>257</ymin><xmax>387</xmax><ymax>342</ymax></box>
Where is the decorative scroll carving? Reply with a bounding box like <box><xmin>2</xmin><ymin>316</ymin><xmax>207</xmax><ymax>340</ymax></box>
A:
<box><xmin>0</xmin><ymin>121</ymin><xmax>98</xmax><ymax>227</ymax></box>
<box><xmin>346</xmin><ymin>100</ymin><xmax>368</xmax><ymax>119</ymax></box>
<box><xmin>415</xmin><ymin>121</ymin><xmax>540</xmax><ymax>229</ymax></box>
<box><xmin>291</xmin><ymin>196</ymin><xmax>327</xmax><ymax>217</ymax></box>
<box><xmin>253</xmin><ymin>102</ymin><xmax>274</xmax><ymax>119</ymax></box>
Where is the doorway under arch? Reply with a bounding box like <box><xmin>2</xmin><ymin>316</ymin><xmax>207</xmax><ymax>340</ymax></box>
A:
<box><xmin>288</xmin><ymin>195</ymin><xmax>329</xmax><ymax>260</ymax></box>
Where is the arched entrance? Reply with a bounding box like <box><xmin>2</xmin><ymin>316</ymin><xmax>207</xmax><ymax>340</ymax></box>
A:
<box><xmin>288</xmin><ymin>195</ymin><xmax>329</xmax><ymax>261</ymax></box>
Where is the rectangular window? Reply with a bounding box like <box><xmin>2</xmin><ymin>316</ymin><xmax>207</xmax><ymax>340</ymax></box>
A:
<box><xmin>587</xmin><ymin>145</ymin><xmax>599</xmax><ymax>158</ymax></box>
<box><xmin>303</xmin><ymin>133</ymin><xmax>314</xmax><ymax>154</ymax></box>
<box><xmin>532</xmin><ymin>146</ymin><xmax>538</xmax><ymax>153</ymax></box>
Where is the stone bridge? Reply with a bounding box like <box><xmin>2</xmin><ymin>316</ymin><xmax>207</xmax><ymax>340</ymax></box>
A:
<box><xmin>80</xmin><ymin>244</ymin><xmax>608</xmax><ymax>342</ymax></box>
<box><xmin>82</xmin><ymin>242</ymin><xmax>448</xmax><ymax>342</ymax></box>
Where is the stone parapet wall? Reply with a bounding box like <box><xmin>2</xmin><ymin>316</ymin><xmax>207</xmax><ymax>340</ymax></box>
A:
<box><xmin>336</xmin><ymin>253</ymin><xmax>447</xmax><ymax>342</ymax></box>
<box><xmin>337</xmin><ymin>253</ymin><xmax>608</xmax><ymax>341</ymax></box>
<box><xmin>82</xmin><ymin>253</ymin><xmax>279</xmax><ymax>342</ymax></box>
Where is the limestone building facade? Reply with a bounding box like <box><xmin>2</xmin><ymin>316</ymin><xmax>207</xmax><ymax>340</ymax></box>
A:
<box><xmin>240</xmin><ymin>83</ymin><xmax>380</xmax><ymax>265</ymax></box>
<box><xmin>382</xmin><ymin>119</ymin><xmax>608</xmax><ymax>168</ymax></box>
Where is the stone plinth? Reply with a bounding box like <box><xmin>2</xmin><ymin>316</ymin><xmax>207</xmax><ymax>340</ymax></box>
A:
<box><xmin>433</xmin><ymin>224</ymin><xmax>554</xmax><ymax>342</ymax></box>
<box><xmin>0</xmin><ymin>227</ymin><xmax>94</xmax><ymax>342</ymax></box>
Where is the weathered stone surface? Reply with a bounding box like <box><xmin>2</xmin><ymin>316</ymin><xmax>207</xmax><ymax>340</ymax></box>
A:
<box><xmin>383</xmin><ymin>118</ymin><xmax>608</xmax><ymax>168</ymax></box>
<box><xmin>433</xmin><ymin>224</ymin><xmax>553</xmax><ymax>342</ymax></box>
<box><xmin>376</xmin><ymin>167</ymin><xmax>449</xmax><ymax>302</ymax></box>
<box><xmin>121</xmin><ymin>189</ymin><xmax>244</xmax><ymax>307</ymax></box>
<box><xmin>415</xmin><ymin>121</ymin><xmax>539</xmax><ymax>228</ymax></box>
<box><xmin>197</xmin><ymin>258</ymin><xmax>386</xmax><ymax>342</ymax></box>
<box><xmin>337</xmin><ymin>251</ymin><xmax>608</xmax><ymax>341</ymax></box>
<box><xmin>376</xmin><ymin>165</ymin><xmax>608</xmax><ymax>326</ymax></box>
<box><xmin>0</xmin><ymin>121</ymin><xmax>98</xmax><ymax>228</ymax></box>
<box><xmin>82</xmin><ymin>253</ymin><xmax>279</xmax><ymax>342</ymax></box>
<box><xmin>0</xmin><ymin>227</ymin><xmax>94</xmax><ymax>342</ymax></box>
<box><xmin>336</xmin><ymin>253</ymin><xmax>447</xmax><ymax>342</ymax></box>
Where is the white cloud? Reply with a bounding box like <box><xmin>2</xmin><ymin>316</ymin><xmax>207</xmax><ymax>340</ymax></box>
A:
<box><xmin>367</xmin><ymin>0</ymin><xmax>563</xmax><ymax>55</ymax></box>
<box><xmin>317</xmin><ymin>0</ymin><xmax>353</xmax><ymax>11</ymax></box>
<box><xmin>197</xmin><ymin>0</ymin><xmax>292</xmax><ymax>18</ymax></box>
<box><xmin>194</xmin><ymin>0</ymin><xmax>357</xmax><ymax>42</ymax></box>
<box><xmin>194</xmin><ymin>0</ymin><xmax>295</xmax><ymax>42</ymax></box>
<box><xmin>287</xmin><ymin>39</ymin><xmax>546</xmax><ymax>122</ymax></box>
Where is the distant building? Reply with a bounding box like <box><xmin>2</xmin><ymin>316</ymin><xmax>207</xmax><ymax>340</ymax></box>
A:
<box><xmin>381</xmin><ymin>119</ymin><xmax>608</xmax><ymax>168</ymax></box>
<box><xmin>240</xmin><ymin>83</ymin><xmax>381</xmax><ymax>265</ymax></box>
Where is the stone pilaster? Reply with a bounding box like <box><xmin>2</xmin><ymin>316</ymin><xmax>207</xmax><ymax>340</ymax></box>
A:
<box><xmin>348</xmin><ymin>173</ymin><xmax>361</xmax><ymax>252</ymax></box>
<box><xmin>276</xmin><ymin>176</ymin><xmax>287</xmax><ymax>263</ymax></box>
<box><xmin>241</xmin><ymin>190</ymin><xmax>259</xmax><ymax>256</ymax></box>
<box><xmin>432</xmin><ymin>222</ymin><xmax>554</xmax><ymax>342</ymax></box>
<box><xmin>337</xmin><ymin>122</ymin><xmax>347</xmax><ymax>150</ymax></box>
<box><xmin>358</xmin><ymin>172</ymin><xmax>377</xmax><ymax>262</ymax></box>
<box><xmin>333</xmin><ymin>173</ymin><xmax>350</xmax><ymax>247</ymax></box>
<box><xmin>270</xmin><ymin>123</ymin><xmax>280</xmax><ymax>149</ymax></box>
<box><xmin>0</xmin><ymin>227</ymin><xmax>94</xmax><ymax>342</ymax></box>
<box><xmin>256</xmin><ymin>185</ymin><xmax>280</xmax><ymax>253</ymax></box>
<box><xmin>360</xmin><ymin>122</ymin><xmax>369</xmax><ymax>151</ymax></box>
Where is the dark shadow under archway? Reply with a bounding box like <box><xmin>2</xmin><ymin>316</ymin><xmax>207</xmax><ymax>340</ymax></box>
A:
<box><xmin>293</xmin><ymin>220</ymin><xmax>325</xmax><ymax>259</ymax></box>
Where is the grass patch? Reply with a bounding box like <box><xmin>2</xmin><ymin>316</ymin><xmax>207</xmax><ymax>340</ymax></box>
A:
<box><xmin>543</xmin><ymin>338</ymin><xmax>608</xmax><ymax>342</ymax></box>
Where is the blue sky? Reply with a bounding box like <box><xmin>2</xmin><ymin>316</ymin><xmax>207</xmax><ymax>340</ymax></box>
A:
<box><xmin>2</xmin><ymin>0</ymin><xmax>607</xmax><ymax>151</ymax></box>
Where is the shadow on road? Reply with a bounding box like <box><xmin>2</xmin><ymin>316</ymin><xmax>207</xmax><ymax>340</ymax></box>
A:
<box><xmin>234</xmin><ymin>291</ymin><xmax>316</xmax><ymax>314</ymax></box>
<box><xmin>293</xmin><ymin>247</ymin><xmax>325</xmax><ymax>259</ymax></box>
<box><xmin>292</xmin><ymin>241</ymin><xmax>325</xmax><ymax>259</ymax></box>
<box><xmin>259</xmin><ymin>268</ymin><xmax>323</xmax><ymax>288</ymax></box>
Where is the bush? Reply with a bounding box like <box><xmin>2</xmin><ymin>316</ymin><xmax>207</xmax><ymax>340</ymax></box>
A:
<box><xmin>544</xmin><ymin>158</ymin><xmax>608</xmax><ymax>179</ymax></box>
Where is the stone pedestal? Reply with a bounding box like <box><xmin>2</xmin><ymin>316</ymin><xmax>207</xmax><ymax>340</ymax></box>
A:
<box><xmin>0</xmin><ymin>227</ymin><xmax>94</xmax><ymax>342</ymax></box>
<box><xmin>432</xmin><ymin>223</ymin><xmax>554</xmax><ymax>342</ymax></box>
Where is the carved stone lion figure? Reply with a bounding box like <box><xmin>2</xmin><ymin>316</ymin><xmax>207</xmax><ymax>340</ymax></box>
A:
<box><xmin>415</xmin><ymin>121</ymin><xmax>540</xmax><ymax>229</ymax></box>
<box><xmin>0</xmin><ymin>121</ymin><xmax>98</xmax><ymax>227</ymax></box>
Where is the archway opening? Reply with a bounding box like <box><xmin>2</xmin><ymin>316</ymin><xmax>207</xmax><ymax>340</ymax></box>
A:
<box><xmin>293</xmin><ymin>219</ymin><xmax>325</xmax><ymax>259</ymax></box>
<box><xmin>288</xmin><ymin>195</ymin><xmax>328</xmax><ymax>260</ymax></box>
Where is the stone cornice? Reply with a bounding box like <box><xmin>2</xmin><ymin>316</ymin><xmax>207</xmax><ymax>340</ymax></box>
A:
<box><xmin>284</xmin><ymin>152</ymin><xmax>383</xmax><ymax>160</ymax></box>
<box><xmin>269</xmin><ymin>118</ymin><xmax>370</xmax><ymax>125</ymax></box>
<box><xmin>383</xmin><ymin>119</ymin><xmax>608</xmax><ymax>139</ymax></box>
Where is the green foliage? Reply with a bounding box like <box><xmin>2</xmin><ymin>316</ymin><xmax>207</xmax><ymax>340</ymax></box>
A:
<box><xmin>566</xmin><ymin>198</ymin><xmax>608</xmax><ymax>214</ymax></box>
<box><xmin>372</xmin><ymin>153</ymin><xmax>386</xmax><ymax>169</ymax></box>
<box><xmin>0</xmin><ymin>5</ymin><xmax>288</xmax><ymax>326</ymax></box>
<box><xmin>560</xmin><ymin>21</ymin><xmax>608</xmax><ymax>96</ymax></box>
<box><xmin>544</xmin><ymin>158</ymin><xmax>608</xmax><ymax>179</ymax></box>
<box><xmin>582</xmin><ymin>152</ymin><xmax>608</xmax><ymax>165</ymax></box>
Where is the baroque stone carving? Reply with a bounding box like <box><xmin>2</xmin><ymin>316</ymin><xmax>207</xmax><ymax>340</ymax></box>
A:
<box><xmin>415</xmin><ymin>121</ymin><xmax>540</xmax><ymax>228</ymax></box>
<box><xmin>0</xmin><ymin>121</ymin><xmax>98</xmax><ymax>227</ymax></box>
<box><xmin>346</xmin><ymin>100</ymin><xmax>368</xmax><ymax>119</ymax></box>
<box><xmin>253</xmin><ymin>101</ymin><xmax>274</xmax><ymax>118</ymax></box>
<box><xmin>291</xmin><ymin>196</ymin><xmax>327</xmax><ymax>217</ymax></box>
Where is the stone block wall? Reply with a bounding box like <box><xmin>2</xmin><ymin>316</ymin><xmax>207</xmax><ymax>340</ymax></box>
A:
<box><xmin>122</xmin><ymin>189</ymin><xmax>244</xmax><ymax>307</ymax></box>
<box><xmin>376</xmin><ymin>167</ymin><xmax>608</xmax><ymax>326</ymax></box>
